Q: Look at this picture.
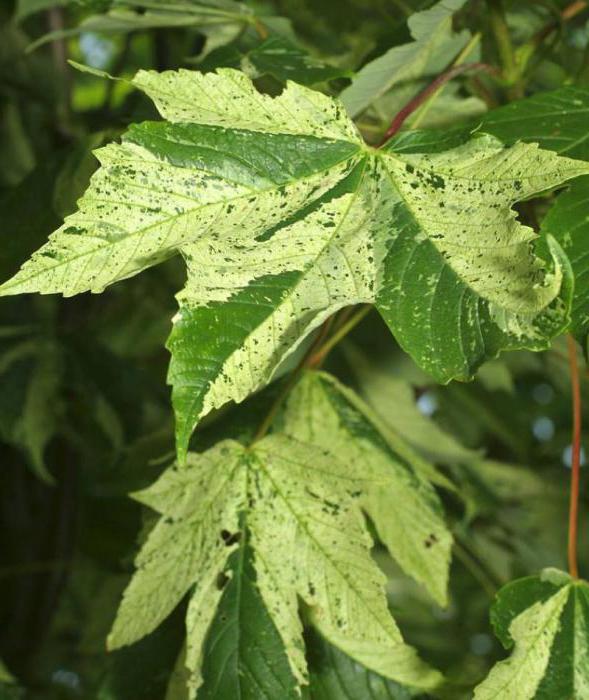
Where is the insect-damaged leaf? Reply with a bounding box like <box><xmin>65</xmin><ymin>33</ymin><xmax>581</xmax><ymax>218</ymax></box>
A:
<box><xmin>1</xmin><ymin>69</ymin><xmax>587</xmax><ymax>459</ymax></box>
<box><xmin>108</xmin><ymin>436</ymin><xmax>442</xmax><ymax>696</ymax></box>
<box><xmin>474</xmin><ymin>569</ymin><xmax>589</xmax><ymax>699</ymax></box>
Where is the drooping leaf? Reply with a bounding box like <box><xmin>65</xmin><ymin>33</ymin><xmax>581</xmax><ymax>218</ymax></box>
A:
<box><xmin>474</xmin><ymin>569</ymin><xmax>589</xmax><ymax>699</ymax></box>
<box><xmin>1</xmin><ymin>69</ymin><xmax>587</xmax><ymax>461</ymax></box>
<box><xmin>109</xmin><ymin>436</ymin><xmax>442</xmax><ymax>696</ymax></box>
<box><xmin>340</xmin><ymin>0</ymin><xmax>471</xmax><ymax>118</ymax></box>
<box><xmin>540</xmin><ymin>176</ymin><xmax>589</xmax><ymax>341</ymax></box>
<box><xmin>280</xmin><ymin>370</ymin><xmax>452</xmax><ymax>605</ymax></box>
<box><xmin>198</xmin><ymin>34</ymin><xmax>349</xmax><ymax>86</ymax></box>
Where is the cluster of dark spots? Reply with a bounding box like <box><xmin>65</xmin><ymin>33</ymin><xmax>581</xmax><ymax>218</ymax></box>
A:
<box><xmin>220</xmin><ymin>529</ymin><xmax>242</xmax><ymax>546</ymax></box>
<box><xmin>216</xmin><ymin>571</ymin><xmax>230</xmax><ymax>590</ymax></box>
<box><xmin>405</xmin><ymin>164</ymin><xmax>415</xmax><ymax>174</ymax></box>
<box><xmin>424</xmin><ymin>533</ymin><xmax>439</xmax><ymax>549</ymax></box>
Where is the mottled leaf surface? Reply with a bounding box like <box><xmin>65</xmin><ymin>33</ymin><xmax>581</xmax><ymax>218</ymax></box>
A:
<box><xmin>1</xmin><ymin>69</ymin><xmax>586</xmax><ymax>459</ymax></box>
<box><xmin>281</xmin><ymin>371</ymin><xmax>452</xmax><ymax>605</ymax></box>
<box><xmin>474</xmin><ymin>569</ymin><xmax>589</xmax><ymax>699</ymax></box>
<box><xmin>109</xmin><ymin>436</ymin><xmax>441</xmax><ymax>696</ymax></box>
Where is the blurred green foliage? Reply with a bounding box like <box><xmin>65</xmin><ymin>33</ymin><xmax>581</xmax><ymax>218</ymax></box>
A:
<box><xmin>1</xmin><ymin>0</ymin><xmax>589</xmax><ymax>697</ymax></box>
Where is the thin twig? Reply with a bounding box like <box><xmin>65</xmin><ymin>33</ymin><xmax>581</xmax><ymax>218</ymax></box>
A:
<box><xmin>251</xmin><ymin>305</ymin><xmax>371</xmax><ymax>443</ymax></box>
<box><xmin>250</xmin><ymin>317</ymin><xmax>334</xmax><ymax>443</ymax></box>
<box><xmin>411</xmin><ymin>32</ymin><xmax>482</xmax><ymax>130</ymax></box>
<box><xmin>307</xmin><ymin>306</ymin><xmax>371</xmax><ymax>368</ymax></box>
<box><xmin>567</xmin><ymin>335</ymin><xmax>582</xmax><ymax>579</ymax></box>
<box><xmin>48</xmin><ymin>7</ymin><xmax>71</xmax><ymax>124</ymax></box>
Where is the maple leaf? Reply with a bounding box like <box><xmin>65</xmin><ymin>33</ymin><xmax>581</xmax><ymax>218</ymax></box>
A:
<box><xmin>1</xmin><ymin>68</ymin><xmax>587</xmax><ymax>459</ymax></box>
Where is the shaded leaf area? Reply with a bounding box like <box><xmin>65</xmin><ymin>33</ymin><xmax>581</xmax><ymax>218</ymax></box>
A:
<box><xmin>196</xmin><ymin>542</ymin><xmax>299</xmax><ymax>700</ymax></box>
<box><xmin>386</xmin><ymin>86</ymin><xmax>589</xmax><ymax>160</ymax></box>
<box><xmin>305</xmin><ymin>628</ymin><xmax>419</xmax><ymax>700</ymax></box>
<box><xmin>474</xmin><ymin>570</ymin><xmax>589</xmax><ymax>699</ymax></box>
<box><xmin>197</xmin><ymin>34</ymin><xmax>349</xmax><ymax>86</ymax></box>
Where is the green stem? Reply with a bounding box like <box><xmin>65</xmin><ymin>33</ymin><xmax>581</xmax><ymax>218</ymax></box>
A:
<box><xmin>487</xmin><ymin>0</ymin><xmax>517</xmax><ymax>80</ymax></box>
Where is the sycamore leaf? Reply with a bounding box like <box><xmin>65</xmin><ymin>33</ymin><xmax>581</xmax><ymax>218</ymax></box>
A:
<box><xmin>280</xmin><ymin>370</ymin><xmax>452</xmax><ymax>605</ymax></box>
<box><xmin>108</xmin><ymin>436</ymin><xmax>442</xmax><ymax>696</ymax></box>
<box><xmin>197</xmin><ymin>542</ymin><xmax>300</xmax><ymax>699</ymax></box>
<box><xmin>340</xmin><ymin>0</ymin><xmax>471</xmax><ymax>118</ymax></box>
<box><xmin>197</xmin><ymin>542</ymin><xmax>300</xmax><ymax>700</ymax></box>
<box><xmin>474</xmin><ymin>569</ymin><xmax>589</xmax><ymax>699</ymax></box>
<box><xmin>1</xmin><ymin>69</ymin><xmax>587</xmax><ymax>460</ymax></box>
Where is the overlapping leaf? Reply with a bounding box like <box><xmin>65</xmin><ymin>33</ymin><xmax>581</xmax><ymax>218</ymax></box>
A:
<box><xmin>474</xmin><ymin>569</ymin><xmax>589</xmax><ymax>699</ymax></box>
<box><xmin>109</xmin><ymin>436</ymin><xmax>442</xmax><ymax>696</ymax></box>
<box><xmin>305</xmin><ymin>628</ymin><xmax>416</xmax><ymax>700</ymax></box>
<box><xmin>340</xmin><ymin>0</ymin><xmax>471</xmax><ymax>118</ymax></box>
<box><xmin>1</xmin><ymin>68</ymin><xmax>587</xmax><ymax>460</ymax></box>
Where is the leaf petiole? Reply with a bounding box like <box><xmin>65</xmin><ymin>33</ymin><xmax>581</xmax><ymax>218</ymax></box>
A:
<box><xmin>566</xmin><ymin>334</ymin><xmax>582</xmax><ymax>579</ymax></box>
